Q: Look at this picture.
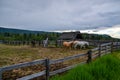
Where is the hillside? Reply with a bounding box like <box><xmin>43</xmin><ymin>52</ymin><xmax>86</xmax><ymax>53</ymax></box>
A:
<box><xmin>0</xmin><ymin>27</ymin><xmax>119</xmax><ymax>41</ymax></box>
<box><xmin>0</xmin><ymin>27</ymin><xmax>45</xmax><ymax>34</ymax></box>
<box><xmin>81</xmin><ymin>33</ymin><xmax>113</xmax><ymax>40</ymax></box>
<box><xmin>0</xmin><ymin>27</ymin><xmax>60</xmax><ymax>41</ymax></box>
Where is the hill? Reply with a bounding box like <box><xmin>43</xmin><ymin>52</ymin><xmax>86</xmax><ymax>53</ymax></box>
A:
<box><xmin>0</xmin><ymin>27</ymin><xmax>119</xmax><ymax>41</ymax></box>
<box><xmin>81</xmin><ymin>33</ymin><xmax>113</xmax><ymax>40</ymax></box>
<box><xmin>0</xmin><ymin>27</ymin><xmax>45</xmax><ymax>34</ymax></box>
<box><xmin>0</xmin><ymin>27</ymin><xmax>60</xmax><ymax>41</ymax></box>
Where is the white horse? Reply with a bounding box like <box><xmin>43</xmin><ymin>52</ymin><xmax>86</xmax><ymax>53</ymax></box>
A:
<box><xmin>43</xmin><ymin>37</ymin><xmax>48</xmax><ymax>47</ymax></box>
<box><xmin>73</xmin><ymin>41</ymin><xmax>89</xmax><ymax>49</ymax></box>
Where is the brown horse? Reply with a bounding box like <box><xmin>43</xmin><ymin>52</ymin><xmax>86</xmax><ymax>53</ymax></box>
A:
<box><xmin>63</xmin><ymin>41</ymin><xmax>74</xmax><ymax>49</ymax></box>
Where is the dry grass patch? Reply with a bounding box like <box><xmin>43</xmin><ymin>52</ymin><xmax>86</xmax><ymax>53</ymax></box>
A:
<box><xmin>0</xmin><ymin>44</ymin><xmax>89</xmax><ymax>80</ymax></box>
<box><xmin>0</xmin><ymin>44</ymin><xmax>88</xmax><ymax>67</ymax></box>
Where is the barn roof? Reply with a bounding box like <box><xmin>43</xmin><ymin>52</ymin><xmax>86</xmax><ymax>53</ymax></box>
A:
<box><xmin>58</xmin><ymin>31</ymin><xmax>82</xmax><ymax>40</ymax></box>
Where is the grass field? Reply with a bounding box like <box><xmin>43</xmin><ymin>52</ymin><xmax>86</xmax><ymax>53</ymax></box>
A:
<box><xmin>51</xmin><ymin>50</ymin><xmax>120</xmax><ymax>80</ymax></box>
<box><xmin>1</xmin><ymin>44</ymin><xmax>120</xmax><ymax>80</ymax></box>
<box><xmin>0</xmin><ymin>44</ymin><xmax>89</xmax><ymax>67</ymax></box>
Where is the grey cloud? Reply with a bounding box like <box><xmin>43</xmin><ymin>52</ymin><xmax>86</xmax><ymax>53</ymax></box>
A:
<box><xmin>0</xmin><ymin>0</ymin><xmax>120</xmax><ymax>31</ymax></box>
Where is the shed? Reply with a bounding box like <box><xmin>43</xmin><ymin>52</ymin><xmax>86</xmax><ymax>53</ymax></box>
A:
<box><xmin>58</xmin><ymin>31</ymin><xmax>83</xmax><ymax>40</ymax></box>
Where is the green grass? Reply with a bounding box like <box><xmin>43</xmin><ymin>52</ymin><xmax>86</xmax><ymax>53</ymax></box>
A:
<box><xmin>51</xmin><ymin>51</ymin><xmax>120</xmax><ymax>80</ymax></box>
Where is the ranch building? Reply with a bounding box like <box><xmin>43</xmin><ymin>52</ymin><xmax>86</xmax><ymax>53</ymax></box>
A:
<box><xmin>58</xmin><ymin>31</ymin><xmax>83</xmax><ymax>41</ymax></box>
<box><xmin>56</xmin><ymin>31</ymin><xmax>83</xmax><ymax>47</ymax></box>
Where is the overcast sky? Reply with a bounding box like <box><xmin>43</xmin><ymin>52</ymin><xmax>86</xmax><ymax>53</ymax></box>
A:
<box><xmin>0</xmin><ymin>0</ymin><xmax>120</xmax><ymax>38</ymax></box>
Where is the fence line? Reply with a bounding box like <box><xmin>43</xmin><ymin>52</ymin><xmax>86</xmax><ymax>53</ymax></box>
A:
<box><xmin>0</xmin><ymin>42</ymin><xmax>120</xmax><ymax>80</ymax></box>
<box><xmin>1</xmin><ymin>40</ymin><xmax>120</xmax><ymax>47</ymax></box>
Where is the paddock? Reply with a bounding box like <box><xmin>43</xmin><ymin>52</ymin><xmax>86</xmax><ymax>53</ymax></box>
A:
<box><xmin>0</xmin><ymin>44</ymin><xmax>89</xmax><ymax>67</ymax></box>
<box><xmin>0</xmin><ymin>41</ymin><xmax>120</xmax><ymax>80</ymax></box>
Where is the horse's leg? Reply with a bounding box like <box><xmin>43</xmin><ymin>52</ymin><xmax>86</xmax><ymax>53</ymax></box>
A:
<box><xmin>80</xmin><ymin>45</ymin><xmax>82</xmax><ymax>49</ymax></box>
<box><xmin>71</xmin><ymin>42</ymin><xmax>74</xmax><ymax>50</ymax></box>
<box><xmin>78</xmin><ymin>44</ymin><xmax>80</xmax><ymax>49</ymax></box>
<box><xmin>84</xmin><ymin>45</ymin><xmax>85</xmax><ymax>49</ymax></box>
<box><xmin>83</xmin><ymin>44</ymin><xmax>86</xmax><ymax>49</ymax></box>
<box><xmin>81</xmin><ymin>44</ymin><xmax>85</xmax><ymax>49</ymax></box>
<box><xmin>70</xmin><ymin>43</ymin><xmax>73</xmax><ymax>50</ymax></box>
<box><xmin>63</xmin><ymin>45</ymin><xmax>68</xmax><ymax>51</ymax></box>
<box><xmin>74</xmin><ymin>44</ymin><xmax>78</xmax><ymax>49</ymax></box>
<box><xmin>75</xmin><ymin>43</ymin><xmax>81</xmax><ymax>49</ymax></box>
<box><xmin>76</xmin><ymin>43</ymin><xmax>81</xmax><ymax>49</ymax></box>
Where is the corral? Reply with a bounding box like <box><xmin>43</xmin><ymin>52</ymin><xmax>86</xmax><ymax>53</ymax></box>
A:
<box><xmin>0</xmin><ymin>40</ymin><xmax>120</xmax><ymax>80</ymax></box>
<box><xmin>0</xmin><ymin>43</ymin><xmax>89</xmax><ymax>80</ymax></box>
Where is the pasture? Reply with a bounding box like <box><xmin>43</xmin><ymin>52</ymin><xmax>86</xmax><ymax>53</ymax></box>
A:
<box><xmin>51</xmin><ymin>50</ymin><xmax>120</xmax><ymax>80</ymax></box>
<box><xmin>0</xmin><ymin>44</ymin><xmax>89</xmax><ymax>79</ymax></box>
<box><xmin>1</xmin><ymin>41</ymin><xmax>119</xmax><ymax>80</ymax></box>
<box><xmin>0</xmin><ymin>44</ymin><xmax>89</xmax><ymax>67</ymax></box>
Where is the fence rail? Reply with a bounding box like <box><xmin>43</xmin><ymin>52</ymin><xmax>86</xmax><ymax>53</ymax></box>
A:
<box><xmin>50</xmin><ymin>53</ymin><xmax>87</xmax><ymax>64</ymax></box>
<box><xmin>1</xmin><ymin>40</ymin><xmax>120</xmax><ymax>47</ymax></box>
<box><xmin>0</xmin><ymin>42</ymin><xmax>120</xmax><ymax>80</ymax></box>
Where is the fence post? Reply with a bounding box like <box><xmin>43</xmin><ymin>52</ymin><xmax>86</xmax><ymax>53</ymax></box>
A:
<box><xmin>117</xmin><ymin>41</ymin><xmax>119</xmax><ymax>50</ymax></box>
<box><xmin>119</xmin><ymin>42</ymin><xmax>120</xmax><ymax>49</ymax></box>
<box><xmin>105</xmin><ymin>45</ymin><xmax>107</xmax><ymax>54</ymax></box>
<box><xmin>111</xmin><ymin>42</ymin><xmax>113</xmax><ymax>53</ymax></box>
<box><xmin>45</xmin><ymin>58</ymin><xmax>50</xmax><ymax>80</ymax></box>
<box><xmin>87</xmin><ymin>50</ymin><xmax>92</xmax><ymax>63</ymax></box>
<box><xmin>55</xmin><ymin>40</ymin><xmax>58</xmax><ymax>47</ymax></box>
<box><xmin>98</xmin><ymin>44</ymin><xmax>101</xmax><ymax>57</ymax></box>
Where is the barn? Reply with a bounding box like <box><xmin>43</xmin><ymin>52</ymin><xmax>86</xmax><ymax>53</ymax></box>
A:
<box><xmin>58</xmin><ymin>31</ymin><xmax>83</xmax><ymax>41</ymax></box>
<box><xmin>56</xmin><ymin>31</ymin><xmax>83</xmax><ymax>47</ymax></box>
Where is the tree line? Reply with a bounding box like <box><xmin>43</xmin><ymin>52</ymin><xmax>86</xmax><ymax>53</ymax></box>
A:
<box><xmin>82</xmin><ymin>33</ymin><xmax>111</xmax><ymax>40</ymax></box>
<box><xmin>0</xmin><ymin>32</ymin><xmax>60</xmax><ymax>41</ymax></box>
<box><xmin>0</xmin><ymin>32</ymin><xmax>119</xmax><ymax>42</ymax></box>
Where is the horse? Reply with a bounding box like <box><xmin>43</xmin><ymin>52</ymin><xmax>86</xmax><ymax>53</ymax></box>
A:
<box><xmin>63</xmin><ymin>41</ymin><xmax>74</xmax><ymax>49</ymax></box>
<box><xmin>43</xmin><ymin>37</ymin><xmax>48</xmax><ymax>47</ymax></box>
<box><xmin>73</xmin><ymin>41</ymin><xmax>89</xmax><ymax>49</ymax></box>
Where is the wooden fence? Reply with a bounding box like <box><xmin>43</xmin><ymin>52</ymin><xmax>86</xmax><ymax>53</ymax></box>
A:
<box><xmin>1</xmin><ymin>40</ymin><xmax>57</xmax><ymax>47</ymax></box>
<box><xmin>56</xmin><ymin>40</ymin><xmax>117</xmax><ymax>47</ymax></box>
<box><xmin>0</xmin><ymin>42</ymin><xmax>120</xmax><ymax>80</ymax></box>
<box><xmin>1</xmin><ymin>40</ymin><xmax>118</xmax><ymax>47</ymax></box>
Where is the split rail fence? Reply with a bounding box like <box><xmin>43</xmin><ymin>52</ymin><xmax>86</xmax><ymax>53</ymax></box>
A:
<box><xmin>0</xmin><ymin>42</ymin><xmax>120</xmax><ymax>80</ymax></box>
